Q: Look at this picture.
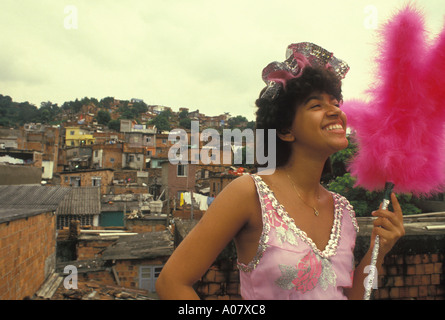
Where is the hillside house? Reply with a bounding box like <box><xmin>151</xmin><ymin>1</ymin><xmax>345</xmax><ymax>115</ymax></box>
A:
<box><xmin>64</xmin><ymin>126</ymin><xmax>95</xmax><ymax>147</ymax></box>
<box><xmin>59</xmin><ymin>169</ymin><xmax>113</xmax><ymax>195</ymax></box>
<box><xmin>100</xmin><ymin>231</ymin><xmax>173</xmax><ymax>295</ymax></box>
<box><xmin>55</xmin><ymin>186</ymin><xmax>101</xmax><ymax>229</ymax></box>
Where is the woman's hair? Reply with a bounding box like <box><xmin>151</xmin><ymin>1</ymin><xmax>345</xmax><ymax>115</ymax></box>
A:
<box><xmin>255</xmin><ymin>66</ymin><xmax>343</xmax><ymax>168</ymax></box>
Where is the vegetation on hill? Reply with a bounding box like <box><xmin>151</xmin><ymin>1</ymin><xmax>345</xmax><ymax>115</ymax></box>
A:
<box><xmin>0</xmin><ymin>94</ymin><xmax>255</xmax><ymax>131</ymax></box>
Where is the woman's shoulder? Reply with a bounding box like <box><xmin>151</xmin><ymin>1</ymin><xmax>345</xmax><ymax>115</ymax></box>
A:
<box><xmin>212</xmin><ymin>174</ymin><xmax>260</xmax><ymax>210</ymax></box>
<box><xmin>222</xmin><ymin>173</ymin><xmax>257</xmax><ymax>196</ymax></box>
<box><xmin>205</xmin><ymin>173</ymin><xmax>261</xmax><ymax>225</ymax></box>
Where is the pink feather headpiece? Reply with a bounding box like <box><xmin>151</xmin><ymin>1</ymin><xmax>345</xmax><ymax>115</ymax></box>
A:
<box><xmin>342</xmin><ymin>5</ymin><xmax>445</xmax><ymax>197</ymax></box>
<box><xmin>261</xmin><ymin>42</ymin><xmax>349</xmax><ymax>100</ymax></box>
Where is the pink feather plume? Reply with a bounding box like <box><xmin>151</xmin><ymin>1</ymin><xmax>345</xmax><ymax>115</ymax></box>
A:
<box><xmin>342</xmin><ymin>5</ymin><xmax>445</xmax><ymax>197</ymax></box>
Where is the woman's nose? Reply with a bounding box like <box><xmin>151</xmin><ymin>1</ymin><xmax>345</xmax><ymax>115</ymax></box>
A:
<box><xmin>326</xmin><ymin>103</ymin><xmax>341</xmax><ymax>116</ymax></box>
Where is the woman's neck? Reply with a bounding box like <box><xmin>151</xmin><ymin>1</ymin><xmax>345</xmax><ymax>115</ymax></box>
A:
<box><xmin>279</xmin><ymin>153</ymin><xmax>326</xmax><ymax>193</ymax></box>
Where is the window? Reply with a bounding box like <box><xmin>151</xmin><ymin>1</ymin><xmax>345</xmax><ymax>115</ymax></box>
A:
<box><xmin>57</xmin><ymin>215</ymin><xmax>94</xmax><ymax>230</ymax></box>
<box><xmin>70</xmin><ymin>131</ymin><xmax>75</xmax><ymax>135</ymax></box>
<box><xmin>151</xmin><ymin>159</ymin><xmax>162</xmax><ymax>169</ymax></box>
<box><xmin>70</xmin><ymin>176</ymin><xmax>81</xmax><ymax>187</ymax></box>
<box><xmin>92</xmin><ymin>177</ymin><xmax>101</xmax><ymax>186</ymax></box>
<box><xmin>177</xmin><ymin>164</ymin><xmax>187</xmax><ymax>177</ymax></box>
<box><xmin>139</xmin><ymin>266</ymin><xmax>163</xmax><ymax>293</ymax></box>
<box><xmin>128</xmin><ymin>155</ymin><xmax>135</xmax><ymax>162</ymax></box>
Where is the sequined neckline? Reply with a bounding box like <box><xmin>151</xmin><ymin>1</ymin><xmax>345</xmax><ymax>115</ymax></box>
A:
<box><xmin>254</xmin><ymin>174</ymin><xmax>343</xmax><ymax>259</ymax></box>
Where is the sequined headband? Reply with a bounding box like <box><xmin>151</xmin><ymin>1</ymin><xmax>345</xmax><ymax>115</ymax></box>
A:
<box><xmin>261</xmin><ymin>42</ymin><xmax>350</xmax><ymax>100</ymax></box>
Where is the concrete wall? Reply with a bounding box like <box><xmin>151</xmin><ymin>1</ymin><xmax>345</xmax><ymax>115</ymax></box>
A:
<box><xmin>0</xmin><ymin>165</ymin><xmax>41</xmax><ymax>185</ymax></box>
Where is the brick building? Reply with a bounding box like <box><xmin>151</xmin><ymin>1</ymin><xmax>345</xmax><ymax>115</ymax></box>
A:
<box><xmin>92</xmin><ymin>143</ymin><xmax>123</xmax><ymax>170</ymax></box>
<box><xmin>161</xmin><ymin>161</ymin><xmax>197</xmax><ymax>202</ymax></box>
<box><xmin>59</xmin><ymin>168</ymin><xmax>114</xmax><ymax>195</ymax></box>
<box><xmin>99</xmin><ymin>231</ymin><xmax>173</xmax><ymax>294</ymax></box>
<box><xmin>0</xmin><ymin>185</ymin><xmax>71</xmax><ymax>300</ymax></box>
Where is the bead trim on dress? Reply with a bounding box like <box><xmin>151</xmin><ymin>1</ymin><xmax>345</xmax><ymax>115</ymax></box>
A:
<box><xmin>237</xmin><ymin>174</ymin><xmax>357</xmax><ymax>272</ymax></box>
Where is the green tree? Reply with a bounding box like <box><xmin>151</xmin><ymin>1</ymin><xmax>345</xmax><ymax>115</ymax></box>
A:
<box><xmin>328</xmin><ymin>173</ymin><xmax>421</xmax><ymax>216</ymax></box>
<box><xmin>108</xmin><ymin>119</ymin><xmax>120</xmax><ymax>132</ymax></box>
<box><xmin>228</xmin><ymin>115</ymin><xmax>248</xmax><ymax>129</ymax></box>
<box><xmin>132</xmin><ymin>101</ymin><xmax>148</xmax><ymax>114</ymax></box>
<box><xmin>179</xmin><ymin>109</ymin><xmax>189</xmax><ymax>119</ymax></box>
<box><xmin>330</xmin><ymin>137</ymin><xmax>357</xmax><ymax>177</ymax></box>
<box><xmin>100</xmin><ymin>96</ymin><xmax>115</xmax><ymax>108</ymax></box>
<box><xmin>149</xmin><ymin>110</ymin><xmax>172</xmax><ymax>132</ymax></box>
<box><xmin>179</xmin><ymin>117</ymin><xmax>191</xmax><ymax>129</ymax></box>
<box><xmin>16</xmin><ymin>102</ymin><xmax>39</xmax><ymax>125</ymax></box>
<box><xmin>97</xmin><ymin>110</ymin><xmax>111</xmax><ymax>125</ymax></box>
<box><xmin>0</xmin><ymin>95</ymin><xmax>13</xmax><ymax>126</ymax></box>
<box><xmin>39</xmin><ymin>101</ymin><xmax>60</xmax><ymax>124</ymax></box>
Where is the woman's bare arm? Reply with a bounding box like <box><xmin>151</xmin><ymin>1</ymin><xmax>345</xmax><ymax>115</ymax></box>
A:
<box><xmin>155</xmin><ymin>174</ymin><xmax>257</xmax><ymax>299</ymax></box>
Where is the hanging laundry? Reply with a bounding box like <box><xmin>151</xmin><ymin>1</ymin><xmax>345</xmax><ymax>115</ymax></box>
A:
<box><xmin>180</xmin><ymin>193</ymin><xmax>184</xmax><ymax>206</ymax></box>
<box><xmin>193</xmin><ymin>193</ymin><xmax>208</xmax><ymax>211</ymax></box>
<box><xmin>183</xmin><ymin>192</ymin><xmax>191</xmax><ymax>205</ymax></box>
<box><xmin>180</xmin><ymin>192</ymin><xmax>211</xmax><ymax>211</ymax></box>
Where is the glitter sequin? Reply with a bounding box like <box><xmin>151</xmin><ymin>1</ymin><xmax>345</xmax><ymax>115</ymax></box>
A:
<box><xmin>261</xmin><ymin>42</ymin><xmax>350</xmax><ymax>100</ymax></box>
<box><xmin>237</xmin><ymin>174</ymin><xmax>351</xmax><ymax>272</ymax></box>
<box><xmin>238</xmin><ymin>174</ymin><xmax>358</xmax><ymax>299</ymax></box>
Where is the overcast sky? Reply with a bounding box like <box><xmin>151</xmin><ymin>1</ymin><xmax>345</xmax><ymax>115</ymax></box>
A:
<box><xmin>1</xmin><ymin>0</ymin><xmax>444</xmax><ymax>120</ymax></box>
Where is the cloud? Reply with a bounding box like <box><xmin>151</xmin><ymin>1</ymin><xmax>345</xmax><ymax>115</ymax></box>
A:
<box><xmin>0</xmin><ymin>0</ymin><xmax>444</xmax><ymax>119</ymax></box>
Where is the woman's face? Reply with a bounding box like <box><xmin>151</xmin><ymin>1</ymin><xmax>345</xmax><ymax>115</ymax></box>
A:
<box><xmin>287</xmin><ymin>91</ymin><xmax>349</xmax><ymax>157</ymax></box>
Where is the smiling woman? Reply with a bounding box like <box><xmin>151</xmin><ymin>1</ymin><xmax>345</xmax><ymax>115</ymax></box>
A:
<box><xmin>155</xmin><ymin>42</ymin><xmax>405</xmax><ymax>300</ymax></box>
<box><xmin>256</xmin><ymin>65</ymin><xmax>345</xmax><ymax>168</ymax></box>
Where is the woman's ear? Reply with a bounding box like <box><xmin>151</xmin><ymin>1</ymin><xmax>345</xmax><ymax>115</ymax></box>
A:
<box><xmin>277</xmin><ymin>128</ymin><xmax>295</xmax><ymax>142</ymax></box>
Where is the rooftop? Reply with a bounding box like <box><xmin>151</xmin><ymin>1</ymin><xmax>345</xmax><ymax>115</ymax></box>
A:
<box><xmin>0</xmin><ymin>185</ymin><xmax>71</xmax><ymax>223</ymax></box>
<box><xmin>56</xmin><ymin>186</ymin><xmax>101</xmax><ymax>216</ymax></box>
<box><xmin>101</xmin><ymin>230</ymin><xmax>173</xmax><ymax>261</ymax></box>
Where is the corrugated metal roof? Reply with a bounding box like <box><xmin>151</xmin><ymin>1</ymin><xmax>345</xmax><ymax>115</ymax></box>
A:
<box><xmin>56</xmin><ymin>187</ymin><xmax>101</xmax><ymax>216</ymax></box>
<box><xmin>101</xmin><ymin>231</ymin><xmax>173</xmax><ymax>260</ymax></box>
<box><xmin>0</xmin><ymin>185</ymin><xmax>102</xmax><ymax>222</ymax></box>
<box><xmin>0</xmin><ymin>185</ymin><xmax>70</xmax><ymax>207</ymax></box>
<box><xmin>0</xmin><ymin>185</ymin><xmax>72</xmax><ymax>223</ymax></box>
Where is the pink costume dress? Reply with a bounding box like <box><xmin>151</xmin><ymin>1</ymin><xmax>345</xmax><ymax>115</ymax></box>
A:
<box><xmin>237</xmin><ymin>174</ymin><xmax>359</xmax><ymax>300</ymax></box>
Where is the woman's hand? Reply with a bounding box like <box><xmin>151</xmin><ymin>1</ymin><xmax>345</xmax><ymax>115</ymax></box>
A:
<box><xmin>371</xmin><ymin>192</ymin><xmax>405</xmax><ymax>257</ymax></box>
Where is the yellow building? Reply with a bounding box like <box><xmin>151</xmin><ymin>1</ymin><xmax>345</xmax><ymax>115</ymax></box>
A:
<box><xmin>65</xmin><ymin>126</ymin><xmax>95</xmax><ymax>147</ymax></box>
